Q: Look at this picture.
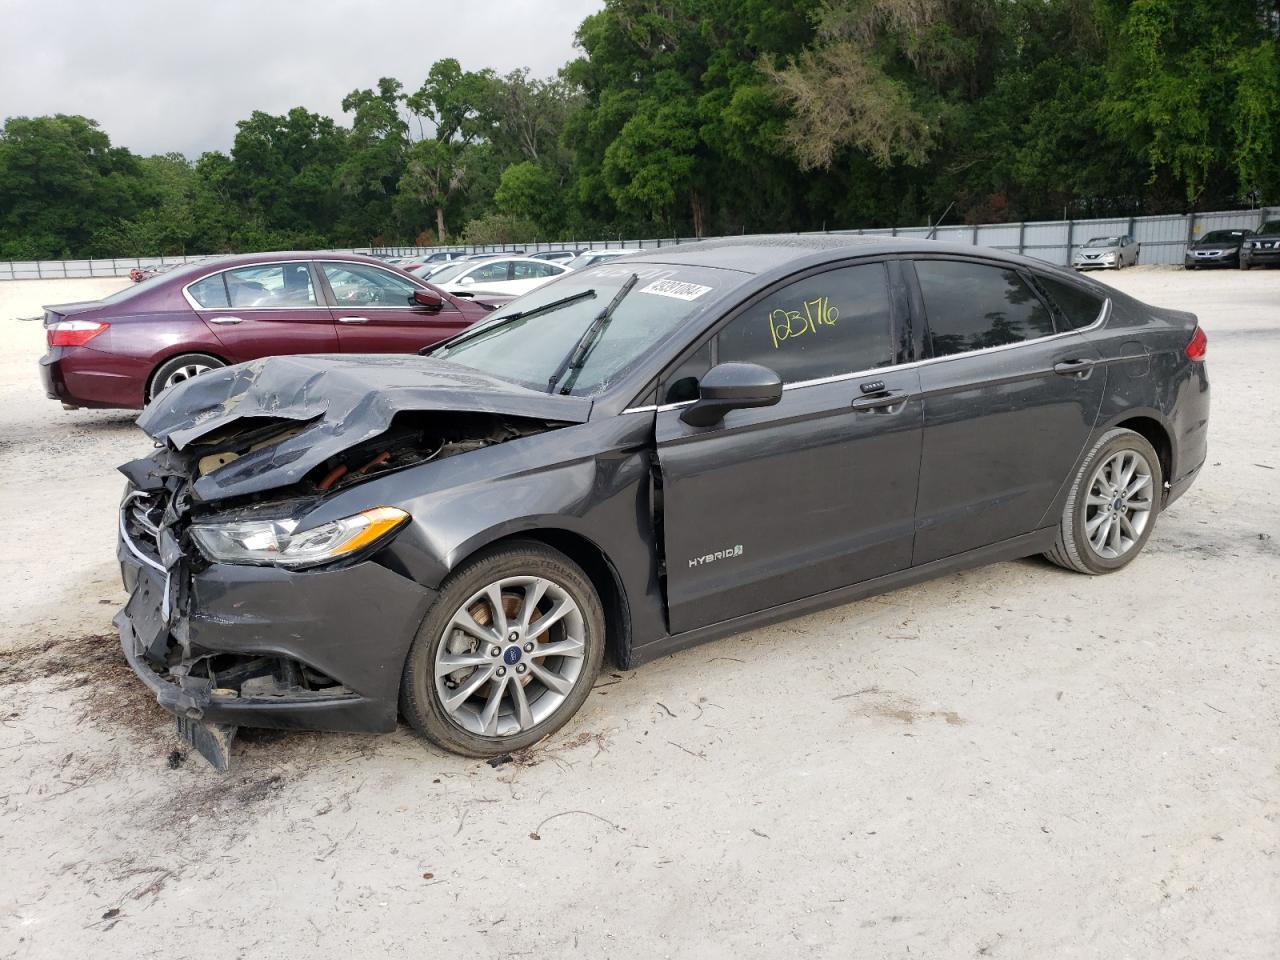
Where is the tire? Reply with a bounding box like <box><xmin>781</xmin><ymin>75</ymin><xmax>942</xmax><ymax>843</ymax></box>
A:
<box><xmin>1239</xmin><ymin>259</ymin><xmax>1251</xmax><ymax>271</ymax></box>
<box><xmin>1044</xmin><ymin>428</ymin><xmax>1163</xmax><ymax>575</ymax></box>
<box><xmin>399</xmin><ymin>540</ymin><xmax>605</xmax><ymax>757</ymax></box>
<box><xmin>148</xmin><ymin>353</ymin><xmax>225</xmax><ymax>402</ymax></box>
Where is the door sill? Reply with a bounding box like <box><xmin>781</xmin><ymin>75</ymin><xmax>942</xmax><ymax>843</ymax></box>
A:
<box><xmin>628</xmin><ymin>527</ymin><xmax>1058</xmax><ymax>667</ymax></box>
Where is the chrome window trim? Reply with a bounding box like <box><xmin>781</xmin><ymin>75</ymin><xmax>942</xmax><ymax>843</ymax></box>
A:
<box><xmin>181</xmin><ymin>257</ymin><xmax>430</xmax><ymax>312</ymax></box>
<box><xmin>621</xmin><ymin>297</ymin><xmax>1110</xmax><ymax>415</ymax></box>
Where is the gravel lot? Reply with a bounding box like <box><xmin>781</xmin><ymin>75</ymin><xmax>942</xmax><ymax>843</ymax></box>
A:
<box><xmin>0</xmin><ymin>268</ymin><xmax>1276</xmax><ymax>959</ymax></box>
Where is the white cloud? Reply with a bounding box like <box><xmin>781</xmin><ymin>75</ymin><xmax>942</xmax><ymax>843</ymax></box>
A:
<box><xmin>1</xmin><ymin>0</ymin><xmax>602</xmax><ymax>156</ymax></box>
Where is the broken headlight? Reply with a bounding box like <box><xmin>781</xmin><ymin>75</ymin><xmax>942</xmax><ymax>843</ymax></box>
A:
<box><xmin>190</xmin><ymin>506</ymin><xmax>409</xmax><ymax>569</ymax></box>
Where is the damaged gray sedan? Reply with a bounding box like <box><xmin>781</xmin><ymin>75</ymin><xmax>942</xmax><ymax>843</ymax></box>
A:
<box><xmin>116</xmin><ymin>236</ymin><xmax>1209</xmax><ymax>769</ymax></box>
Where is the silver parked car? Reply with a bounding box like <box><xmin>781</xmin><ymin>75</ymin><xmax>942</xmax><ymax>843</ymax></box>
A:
<box><xmin>1073</xmin><ymin>235</ymin><xmax>1140</xmax><ymax>270</ymax></box>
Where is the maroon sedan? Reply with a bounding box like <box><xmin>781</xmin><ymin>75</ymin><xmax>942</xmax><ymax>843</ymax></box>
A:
<box><xmin>40</xmin><ymin>252</ymin><xmax>506</xmax><ymax>410</ymax></box>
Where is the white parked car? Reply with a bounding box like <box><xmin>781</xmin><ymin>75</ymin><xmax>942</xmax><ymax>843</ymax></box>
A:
<box><xmin>427</xmin><ymin>257</ymin><xmax>571</xmax><ymax>297</ymax></box>
<box><xmin>563</xmin><ymin>249</ymin><xmax>635</xmax><ymax>271</ymax></box>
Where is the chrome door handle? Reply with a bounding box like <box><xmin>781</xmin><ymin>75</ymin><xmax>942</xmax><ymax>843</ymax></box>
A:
<box><xmin>851</xmin><ymin>390</ymin><xmax>911</xmax><ymax>411</ymax></box>
<box><xmin>337</xmin><ymin>316</ymin><xmax>369</xmax><ymax>324</ymax></box>
<box><xmin>208</xmin><ymin>316</ymin><xmax>244</xmax><ymax>325</ymax></box>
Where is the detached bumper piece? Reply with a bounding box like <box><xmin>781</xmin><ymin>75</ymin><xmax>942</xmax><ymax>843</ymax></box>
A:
<box><xmin>115</xmin><ymin>485</ymin><xmax>434</xmax><ymax>771</ymax></box>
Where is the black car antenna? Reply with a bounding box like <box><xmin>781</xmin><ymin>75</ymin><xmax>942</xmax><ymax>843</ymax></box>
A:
<box><xmin>546</xmin><ymin>273</ymin><xmax>639</xmax><ymax>395</ymax></box>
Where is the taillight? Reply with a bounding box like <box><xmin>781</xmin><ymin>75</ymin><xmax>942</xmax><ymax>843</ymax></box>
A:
<box><xmin>47</xmin><ymin>319</ymin><xmax>108</xmax><ymax>347</ymax></box>
<box><xmin>1185</xmin><ymin>326</ymin><xmax>1207</xmax><ymax>362</ymax></box>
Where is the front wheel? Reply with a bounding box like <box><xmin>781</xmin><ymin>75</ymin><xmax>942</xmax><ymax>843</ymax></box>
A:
<box><xmin>1044</xmin><ymin>428</ymin><xmax>1163</xmax><ymax>575</ymax></box>
<box><xmin>400</xmin><ymin>541</ymin><xmax>605</xmax><ymax>757</ymax></box>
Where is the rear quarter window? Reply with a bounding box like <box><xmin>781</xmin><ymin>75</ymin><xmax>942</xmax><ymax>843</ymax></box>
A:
<box><xmin>1034</xmin><ymin>275</ymin><xmax>1105</xmax><ymax>330</ymax></box>
<box><xmin>187</xmin><ymin>273</ymin><xmax>230</xmax><ymax>308</ymax></box>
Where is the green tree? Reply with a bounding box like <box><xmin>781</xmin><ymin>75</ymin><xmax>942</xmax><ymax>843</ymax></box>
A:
<box><xmin>0</xmin><ymin>115</ymin><xmax>150</xmax><ymax>258</ymax></box>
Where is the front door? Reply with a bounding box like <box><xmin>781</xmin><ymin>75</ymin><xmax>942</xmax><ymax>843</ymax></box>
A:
<box><xmin>656</xmin><ymin>260</ymin><xmax>923</xmax><ymax>635</ymax></box>
<box><xmin>189</xmin><ymin>261</ymin><xmax>338</xmax><ymax>362</ymax></box>
<box><xmin>317</xmin><ymin>261</ymin><xmax>471</xmax><ymax>353</ymax></box>
<box><xmin>907</xmin><ymin>257</ymin><xmax>1108</xmax><ymax>564</ymax></box>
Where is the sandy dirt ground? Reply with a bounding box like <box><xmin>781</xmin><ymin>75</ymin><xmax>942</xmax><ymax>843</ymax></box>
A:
<box><xmin>0</xmin><ymin>269</ymin><xmax>1276</xmax><ymax>959</ymax></box>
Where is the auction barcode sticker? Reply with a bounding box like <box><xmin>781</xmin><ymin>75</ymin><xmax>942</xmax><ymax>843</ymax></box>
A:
<box><xmin>639</xmin><ymin>279</ymin><xmax>713</xmax><ymax>301</ymax></box>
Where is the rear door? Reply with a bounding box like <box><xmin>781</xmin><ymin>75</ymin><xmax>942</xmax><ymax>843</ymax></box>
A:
<box><xmin>906</xmin><ymin>257</ymin><xmax>1107</xmax><ymax>564</ymax></box>
<box><xmin>656</xmin><ymin>260</ymin><xmax>923</xmax><ymax>634</ymax></box>
<box><xmin>316</xmin><ymin>260</ymin><xmax>470</xmax><ymax>353</ymax></box>
<box><xmin>186</xmin><ymin>261</ymin><xmax>338</xmax><ymax>362</ymax></box>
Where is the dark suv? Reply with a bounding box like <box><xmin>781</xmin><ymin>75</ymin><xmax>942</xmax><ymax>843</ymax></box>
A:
<box><xmin>1240</xmin><ymin>221</ymin><xmax>1280</xmax><ymax>269</ymax></box>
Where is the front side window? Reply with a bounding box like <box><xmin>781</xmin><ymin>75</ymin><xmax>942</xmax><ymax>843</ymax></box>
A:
<box><xmin>321</xmin><ymin>262</ymin><xmax>416</xmax><ymax>307</ymax></box>
<box><xmin>716</xmin><ymin>263</ymin><xmax>894</xmax><ymax>384</ymax></box>
<box><xmin>217</xmin><ymin>263</ymin><xmax>317</xmax><ymax>308</ymax></box>
<box><xmin>915</xmin><ymin>260</ymin><xmax>1055</xmax><ymax>357</ymax></box>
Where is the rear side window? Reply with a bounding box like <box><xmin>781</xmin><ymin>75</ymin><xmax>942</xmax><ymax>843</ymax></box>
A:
<box><xmin>1035</xmin><ymin>275</ymin><xmax>1105</xmax><ymax>330</ymax></box>
<box><xmin>222</xmin><ymin>263</ymin><xmax>317</xmax><ymax>308</ymax></box>
<box><xmin>915</xmin><ymin>260</ymin><xmax>1055</xmax><ymax>357</ymax></box>
<box><xmin>513</xmin><ymin>261</ymin><xmax>561</xmax><ymax>279</ymax></box>
<box><xmin>716</xmin><ymin>263</ymin><xmax>894</xmax><ymax>384</ymax></box>
<box><xmin>188</xmin><ymin>274</ymin><xmax>230</xmax><ymax>308</ymax></box>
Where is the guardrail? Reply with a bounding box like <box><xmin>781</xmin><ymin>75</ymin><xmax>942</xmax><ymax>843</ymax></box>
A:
<box><xmin>3</xmin><ymin>206</ymin><xmax>1275</xmax><ymax>280</ymax></box>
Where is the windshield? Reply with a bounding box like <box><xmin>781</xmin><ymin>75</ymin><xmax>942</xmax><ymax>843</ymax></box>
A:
<box><xmin>1200</xmin><ymin>230</ymin><xmax>1245</xmax><ymax>243</ymax></box>
<box><xmin>1258</xmin><ymin>221</ymin><xmax>1280</xmax><ymax>236</ymax></box>
<box><xmin>566</xmin><ymin>252</ymin><xmax>623</xmax><ymax>270</ymax></box>
<box><xmin>429</xmin><ymin>263</ymin><xmax>738</xmax><ymax>396</ymax></box>
<box><xmin>1085</xmin><ymin>237</ymin><xmax>1122</xmax><ymax>248</ymax></box>
<box><xmin>422</xmin><ymin>261</ymin><xmax>470</xmax><ymax>284</ymax></box>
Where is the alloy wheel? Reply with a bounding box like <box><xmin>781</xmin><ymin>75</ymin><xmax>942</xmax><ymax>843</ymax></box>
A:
<box><xmin>162</xmin><ymin>363</ymin><xmax>214</xmax><ymax>390</ymax></box>
<box><xmin>1084</xmin><ymin>449</ymin><xmax>1154</xmax><ymax>560</ymax></box>
<box><xmin>434</xmin><ymin>576</ymin><xmax>587</xmax><ymax>738</ymax></box>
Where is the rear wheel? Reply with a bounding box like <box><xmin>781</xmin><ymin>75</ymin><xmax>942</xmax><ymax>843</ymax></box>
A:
<box><xmin>148</xmin><ymin>353</ymin><xmax>224</xmax><ymax>402</ymax></box>
<box><xmin>1045</xmin><ymin>428</ymin><xmax>1162</xmax><ymax>575</ymax></box>
<box><xmin>400</xmin><ymin>541</ymin><xmax>605</xmax><ymax>757</ymax></box>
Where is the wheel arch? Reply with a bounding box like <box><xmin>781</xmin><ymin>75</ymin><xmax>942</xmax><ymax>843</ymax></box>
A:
<box><xmin>145</xmin><ymin>348</ymin><xmax>230</xmax><ymax>401</ymax></box>
<box><xmin>449</xmin><ymin>525</ymin><xmax>633</xmax><ymax>669</ymax></box>
<box><xmin>1116</xmin><ymin>414</ymin><xmax>1172</xmax><ymax>491</ymax></box>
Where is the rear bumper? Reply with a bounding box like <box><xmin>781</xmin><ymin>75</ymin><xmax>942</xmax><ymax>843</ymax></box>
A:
<box><xmin>40</xmin><ymin>347</ymin><xmax>148</xmax><ymax>409</ymax></box>
<box><xmin>116</xmin><ymin>529</ymin><xmax>436</xmax><ymax>735</ymax></box>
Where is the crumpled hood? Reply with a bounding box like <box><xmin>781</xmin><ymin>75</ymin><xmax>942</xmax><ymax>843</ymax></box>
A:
<box><xmin>133</xmin><ymin>354</ymin><xmax>591</xmax><ymax>501</ymax></box>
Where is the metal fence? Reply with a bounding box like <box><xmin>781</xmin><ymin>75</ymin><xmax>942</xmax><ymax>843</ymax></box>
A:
<box><xmin>3</xmin><ymin>206</ymin><xmax>1277</xmax><ymax>280</ymax></box>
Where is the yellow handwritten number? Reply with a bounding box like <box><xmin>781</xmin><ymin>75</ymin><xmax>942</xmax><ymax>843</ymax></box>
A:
<box><xmin>769</xmin><ymin>297</ymin><xmax>839</xmax><ymax>349</ymax></box>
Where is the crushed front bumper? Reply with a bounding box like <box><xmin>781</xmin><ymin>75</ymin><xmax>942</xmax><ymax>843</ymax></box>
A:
<box><xmin>115</xmin><ymin>490</ymin><xmax>436</xmax><ymax>768</ymax></box>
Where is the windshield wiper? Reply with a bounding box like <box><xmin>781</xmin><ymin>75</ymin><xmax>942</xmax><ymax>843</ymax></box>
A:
<box><xmin>546</xmin><ymin>274</ymin><xmax>639</xmax><ymax>395</ymax></box>
<box><xmin>421</xmin><ymin>289</ymin><xmax>597</xmax><ymax>356</ymax></box>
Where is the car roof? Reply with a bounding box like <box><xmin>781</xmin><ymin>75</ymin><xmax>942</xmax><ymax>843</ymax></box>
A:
<box><xmin>458</xmin><ymin>255</ymin><xmax>566</xmax><ymax>266</ymax></box>
<box><xmin>607</xmin><ymin>233</ymin><xmax>1056</xmax><ymax>275</ymax></box>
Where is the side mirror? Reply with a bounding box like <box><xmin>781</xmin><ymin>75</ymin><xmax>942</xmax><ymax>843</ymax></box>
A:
<box><xmin>459</xmin><ymin>275</ymin><xmax>475</xmax><ymax>285</ymax></box>
<box><xmin>680</xmin><ymin>362</ymin><xmax>782</xmax><ymax>427</ymax></box>
<box><xmin>412</xmin><ymin>289</ymin><xmax>443</xmax><ymax>312</ymax></box>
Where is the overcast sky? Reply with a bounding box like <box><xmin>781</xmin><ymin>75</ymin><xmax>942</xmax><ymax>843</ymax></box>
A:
<box><xmin>2</xmin><ymin>0</ymin><xmax>603</xmax><ymax>157</ymax></box>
